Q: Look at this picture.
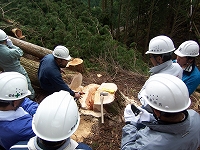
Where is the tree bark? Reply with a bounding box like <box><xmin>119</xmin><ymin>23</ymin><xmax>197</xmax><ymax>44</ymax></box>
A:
<box><xmin>9</xmin><ymin>36</ymin><xmax>52</xmax><ymax>59</ymax></box>
<box><xmin>116</xmin><ymin>0</ymin><xmax>122</xmax><ymax>41</ymax></box>
<box><xmin>144</xmin><ymin>0</ymin><xmax>156</xmax><ymax>55</ymax></box>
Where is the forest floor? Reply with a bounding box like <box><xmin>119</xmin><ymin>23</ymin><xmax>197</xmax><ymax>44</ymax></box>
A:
<box><xmin>35</xmin><ymin>66</ymin><xmax>200</xmax><ymax>150</ymax></box>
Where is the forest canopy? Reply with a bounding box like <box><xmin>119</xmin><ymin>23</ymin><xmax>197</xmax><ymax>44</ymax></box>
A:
<box><xmin>0</xmin><ymin>0</ymin><xmax>200</xmax><ymax>75</ymax></box>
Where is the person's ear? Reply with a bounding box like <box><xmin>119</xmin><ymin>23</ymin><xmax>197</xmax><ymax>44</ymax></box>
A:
<box><xmin>11</xmin><ymin>101</ymin><xmax>17</xmax><ymax>108</ymax></box>
<box><xmin>55</xmin><ymin>58</ymin><xmax>62</xmax><ymax>64</ymax></box>
<box><xmin>187</xmin><ymin>58</ymin><xmax>194</xmax><ymax>64</ymax></box>
<box><xmin>156</xmin><ymin>56</ymin><xmax>163</xmax><ymax>63</ymax></box>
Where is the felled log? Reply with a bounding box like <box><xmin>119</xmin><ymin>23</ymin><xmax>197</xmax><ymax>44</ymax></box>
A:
<box><xmin>20</xmin><ymin>57</ymin><xmax>40</xmax><ymax>87</ymax></box>
<box><xmin>9</xmin><ymin>36</ymin><xmax>52</xmax><ymax>59</ymax></box>
<box><xmin>11</xmin><ymin>28</ymin><xmax>25</xmax><ymax>39</ymax></box>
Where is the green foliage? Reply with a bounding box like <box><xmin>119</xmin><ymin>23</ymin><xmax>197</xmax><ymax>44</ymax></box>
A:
<box><xmin>0</xmin><ymin>0</ymin><xmax>149</xmax><ymax>76</ymax></box>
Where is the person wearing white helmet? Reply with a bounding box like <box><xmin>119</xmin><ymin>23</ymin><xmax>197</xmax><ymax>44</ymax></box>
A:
<box><xmin>0</xmin><ymin>72</ymin><xmax>38</xmax><ymax>150</ymax></box>
<box><xmin>0</xmin><ymin>29</ymin><xmax>35</xmax><ymax>100</ymax></box>
<box><xmin>138</xmin><ymin>35</ymin><xmax>183</xmax><ymax>112</ymax></box>
<box><xmin>145</xmin><ymin>35</ymin><xmax>183</xmax><ymax>78</ymax></box>
<box><xmin>38</xmin><ymin>45</ymin><xmax>81</xmax><ymax>99</ymax></box>
<box><xmin>22</xmin><ymin>90</ymin><xmax>91</xmax><ymax>150</ymax></box>
<box><xmin>121</xmin><ymin>74</ymin><xmax>200</xmax><ymax>150</ymax></box>
<box><xmin>174</xmin><ymin>40</ymin><xmax>200</xmax><ymax>96</ymax></box>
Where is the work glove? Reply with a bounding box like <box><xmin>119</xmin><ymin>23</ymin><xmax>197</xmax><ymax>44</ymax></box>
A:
<box><xmin>124</xmin><ymin>104</ymin><xmax>151</xmax><ymax>123</ymax></box>
<box><xmin>6</xmin><ymin>39</ymin><xmax>14</xmax><ymax>47</ymax></box>
<box><xmin>137</xmin><ymin>107</ymin><xmax>151</xmax><ymax>123</ymax></box>
<box><xmin>124</xmin><ymin>104</ymin><xmax>140</xmax><ymax>123</ymax></box>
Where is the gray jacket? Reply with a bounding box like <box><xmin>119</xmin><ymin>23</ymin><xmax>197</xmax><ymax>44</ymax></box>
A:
<box><xmin>0</xmin><ymin>44</ymin><xmax>35</xmax><ymax>98</ymax></box>
<box><xmin>149</xmin><ymin>60</ymin><xmax>183</xmax><ymax>79</ymax></box>
<box><xmin>0</xmin><ymin>44</ymin><xmax>24</xmax><ymax>72</ymax></box>
<box><xmin>121</xmin><ymin>110</ymin><xmax>200</xmax><ymax>150</ymax></box>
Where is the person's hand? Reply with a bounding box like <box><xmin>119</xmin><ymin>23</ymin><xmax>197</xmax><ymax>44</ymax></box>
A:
<box><xmin>74</xmin><ymin>92</ymin><xmax>81</xmax><ymax>100</ymax></box>
<box><xmin>60</xmin><ymin>68</ymin><xmax>66</xmax><ymax>74</ymax></box>
<box><xmin>124</xmin><ymin>104</ymin><xmax>140</xmax><ymax>123</ymax></box>
<box><xmin>124</xmin><ymin>104</ymin><xmax>151</xmax><ymax>123</ymax></box>
<box><xmin>137</xmin><ymin>107</ymin><xmax>151</xmax><ymax>123</ymax></box>
<box><xmin>6</xmin><ymin>39</ymin><xmax>14</xmax><ymax>47</ymax></box>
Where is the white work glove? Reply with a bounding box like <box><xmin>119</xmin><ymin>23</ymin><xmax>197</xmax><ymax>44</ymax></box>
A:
<box><xmin>124</xmin><ymin>104</ymin><xmax>151</xmax><ymax>123</ymax></box>
<box><xmin>6</xmin><ymin>39</ymin><xmax>14</xmax><ymax>47</ymax></box>
<box><xmin>137</xmin><ymin>107</ymin><xmax>151</xmax><ymax>123</ymax></box>
<box><xmin>124</xmin><ymin>104</ymin><xmax>140</xmax><ymax>123</ymax></box>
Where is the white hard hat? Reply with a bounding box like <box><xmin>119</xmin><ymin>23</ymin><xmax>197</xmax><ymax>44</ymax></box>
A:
<box><xmin>32</xmin><ymin>90</ymin><xmax>80</xmax><ymax>141</ymax></box>
<box><xmin>52</xmin><ymin>45</ymin><xmax>71</xmax><ymax>60</ymax></box>
<box><xmin>0</xmin><ymin>29</ymin><xmax>8</xmax><ymax>41</ymax></box>
<box><xmin>0</xmin><ymin>72</ymin><xmax>31</xmax><ymax>101</ymax></box>
<box><xmin>146</xmin><ymin>35</ymin><xmax>175</xmax><ymax>54</ymax></box>
<box><xmin>139</xmin><ymin>74</ymin><xmax>191</xmax><ymax>113</ymax></box>
<box><xmin>174</xmin><ymin>40</ymin><xmax>199</xmax><ymax>57</ymax></box>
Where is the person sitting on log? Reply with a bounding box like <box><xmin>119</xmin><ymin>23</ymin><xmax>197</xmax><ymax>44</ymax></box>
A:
<box><xmin>38</xmin><ymin>45</ymin><xmax>81</xmax><ymax>99</ymax></box>
<box><xmin>0</xmin><ymin>29</ymin><xmax>35</xmax><ymax>99</ymax></box>
<box><xmin>0</xmin><ymin>72</ymin><xmax>38</xmax><ymax>150</ymax></box>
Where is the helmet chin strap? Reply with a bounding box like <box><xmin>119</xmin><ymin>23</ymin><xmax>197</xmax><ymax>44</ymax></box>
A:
<box><xmin>183</xmin><ymin>58</ymin><xmax>193</xmax><ymax>72</ymax></box>
<box><xmin>183</xmin><ymin>64</ymin><xmax>192</xmax><ymax>72</ymax></box>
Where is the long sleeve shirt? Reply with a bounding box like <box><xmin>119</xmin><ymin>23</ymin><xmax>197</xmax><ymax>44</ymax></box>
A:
<box><xmin>182</xmin><ymin>65</ymin><xmax>200</xmax><ymax>95</ymax></box>
<box><xmin>121</xmin><ymin>110</ymin><xmax>200</xmax><ymax>150</ymax></box>
<box><xmin>0</xmin><ymin>44</ymin><xmax>35</xmax><ymax>98</ymax></box>
<box><xmin>38</xmin><ymin>54</ymin><xmax>75</xmax><ymax>96</ymax></box>
<box><xmin>149</xmin><ymin>60</ymin><xmax>183</xmax><ymax>79</ymax></box>
<box><xmin>0</xmin><ymin>98</ymin><xmax>38</xmax><ymax>150</ymax></box>
<box><xmin>0</xmin><ymin>44</ymin><xmax>24</xmax><ymax>72</ymax></box>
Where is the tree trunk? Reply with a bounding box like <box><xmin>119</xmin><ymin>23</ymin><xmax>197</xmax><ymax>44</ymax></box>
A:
<box><xmin>9</xmin><ymin>36</ymin><xmax>52</xmax><ymax>59</ymax></box>
<box><xmin>20</xmin><ymin>57</ymin><xmax>40</xmax><ymax>87</ymax></box>
<box><xmin>88</xmin><ymin>0</ymin><xmax>91</xmax><ymax>11</ymax></box>
<box><xmin>144</xmin><ymin>0</ymin><xmax>156</xmax><ymax>55</ymax></box>
<box><xmin>116</xmin><ymin>0</ymin><xmax>122</xmax><ymax>41</ymax></box>
<box><xmin>110</xmin><ymin>0</ymin><xmax>113</xmax><ymax>36</ymax></box>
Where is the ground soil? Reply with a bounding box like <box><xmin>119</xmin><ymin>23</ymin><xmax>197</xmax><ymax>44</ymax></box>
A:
<box><xmin>70</xmin><ymin>69</ymin><xmax>148</xmax><ymax>150</ymax></box>
<box><xmin>60</xmin><ymin>68</ymin><xmax>199</xmax><ymax>150</ymax></box>
<box><xmin>32</xmin><ymin>57</ymin><xmax>200</xmax><ymax>150</ymax></box>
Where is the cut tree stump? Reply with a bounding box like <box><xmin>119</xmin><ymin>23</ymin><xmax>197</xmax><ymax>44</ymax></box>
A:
<box><xmin>67</xmin><ymin>58</ymin><xmax>85</xmax><ymax>73</ymax></box>
<box><xmin>78</xmin><ymin>83</ymin><xmax>126</xmax><ymax>116</ymax></box>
